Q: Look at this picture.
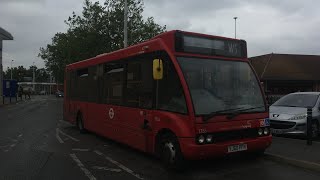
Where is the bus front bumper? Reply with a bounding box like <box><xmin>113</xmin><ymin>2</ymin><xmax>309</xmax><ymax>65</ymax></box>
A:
<box><xmin>179</xmin><ymin>135</ymin><xmax>272</xmax><ymax>160</ymax></box>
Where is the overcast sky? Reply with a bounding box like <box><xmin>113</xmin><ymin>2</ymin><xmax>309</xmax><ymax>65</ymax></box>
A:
<box><xmin>1</xmin><ymin>0</ymin><xmax>320</xmax><ymax>70</ymax></box>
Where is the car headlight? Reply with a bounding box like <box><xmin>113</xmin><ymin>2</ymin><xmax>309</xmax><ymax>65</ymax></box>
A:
<box><xmin>288</xmin><ymin>114</ymin><xmax>307</xmax><ymax>120</ymax></box>
<box><xmin>264</xmin><ymin>128</ymin><xmax>269</xmax><ymax>135</ymax></box>
<box><xmin>258</xmin><ymin>128</ymin><xmax>263</xmax><ymax>136</ymax></box>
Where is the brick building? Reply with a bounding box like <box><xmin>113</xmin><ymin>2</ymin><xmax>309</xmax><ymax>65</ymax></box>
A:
<box><xmin>250</xmin><ymin>53</ymin><xmax>320</xmax><ymax>98</ymax></box>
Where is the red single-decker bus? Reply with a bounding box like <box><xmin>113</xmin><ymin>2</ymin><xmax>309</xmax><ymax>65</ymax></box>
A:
<box><xmin>64</xmin><ymin>30</ymin><xmax>272</xmax><ymax>169</ymax></box>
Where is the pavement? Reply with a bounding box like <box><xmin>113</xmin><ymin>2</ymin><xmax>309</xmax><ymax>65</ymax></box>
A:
<box><xmin>1</xmin><ymin>95</ymin><xmax>320</xmax><ymax>179</ymax></box>
<box><xmin>266</xmin><ymin>136</ymin><xmax>320</xmax><ymax>172</ymax></box>
<box><xmin>1</xmin><ymin>96</ymin><xmax>30</xmax><ymax>106</ymax></box>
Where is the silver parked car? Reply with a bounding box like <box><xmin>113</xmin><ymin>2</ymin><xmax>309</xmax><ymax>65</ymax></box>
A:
<box><xmin>269</xmin><ymin>92</ymin><xmax>320</xmax><ymax>138</ymax></box>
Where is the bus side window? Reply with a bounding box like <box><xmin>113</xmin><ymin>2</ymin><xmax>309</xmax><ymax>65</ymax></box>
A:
<box><xmin>88</xmin><ymin>66</ymin><xmax>98</xmax><ymax>103</ymax></box>
<box><xmin>125</xmin><ymin>57</ymin><xmax>153</xmax><ymax>109</ymax></box>
<box><xmin>76</xmin><ymin>68</ymin><xmax>89</xmax><ymax>101</ymax></box>
<box><xmin>103</xmin><ymin>62</ymin><xmax>125</xmax><ymax>105</ymax></box>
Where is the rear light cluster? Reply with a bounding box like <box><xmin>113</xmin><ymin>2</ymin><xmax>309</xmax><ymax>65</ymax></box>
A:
<box><xmin>195</xmin><ymin>127</ymin><xmax>270</xmax><ymax>145</ymax></box>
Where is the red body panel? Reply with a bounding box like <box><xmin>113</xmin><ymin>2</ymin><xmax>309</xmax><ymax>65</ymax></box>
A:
<box><xmin>63</xmin><ymin>30</ymin><xmax>272</xmax><ymax>159</ymax></box>
<box><xmin>180</xmin><ymin>136</ymin><xmax>272</xmax><ymax>160</ymax></box>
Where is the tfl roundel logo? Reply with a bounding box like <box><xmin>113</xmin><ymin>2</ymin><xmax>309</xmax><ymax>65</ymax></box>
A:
<box><xmin>108</xmin><ymin>108</ymin><xmax>114</xmax><ymax>119</ymax></box>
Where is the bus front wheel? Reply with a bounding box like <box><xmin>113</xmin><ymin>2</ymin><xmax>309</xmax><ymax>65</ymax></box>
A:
<box><xmin>159</xmin><ymin>133</ymin><xmax>186</xmax><ymax>170</ymax></box>
<box><xmin>77</xmin><ymin>113</ymin><xmax>86</xmax><ymax>133</ymax></box>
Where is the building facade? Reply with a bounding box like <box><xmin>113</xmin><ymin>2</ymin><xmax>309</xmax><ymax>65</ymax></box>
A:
<box><xmin>250</xmin><ymin>53</ymin><xmax>320</xmax><ymax>103</ymax></box>
<box><xmin>0</xmin><ymin>27</ymin><xmax>14</xmax><ymax>103</ymax></box>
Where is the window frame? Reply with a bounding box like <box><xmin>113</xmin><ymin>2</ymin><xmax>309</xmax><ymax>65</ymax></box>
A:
<box><xmin>67</xmin><ymin>51</ymin><xmax>189</xmax><ymax>115</ymax></box>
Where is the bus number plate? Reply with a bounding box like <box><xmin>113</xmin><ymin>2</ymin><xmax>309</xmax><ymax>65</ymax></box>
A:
<box><xmin>228</xmin><ymin>144</ymin><xmax>247</xmax><ymax>153</ymax></box>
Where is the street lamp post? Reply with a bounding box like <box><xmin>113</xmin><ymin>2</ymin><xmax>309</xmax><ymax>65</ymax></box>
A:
<box><xmin>11</xmin><ymin>60</ymin><xmax>13</xmax><ymax>80</ymax></box>
<box><xmin>124</xmin><ymin>0</ymin><xmax>128</xmax><ymax>48</ymax></box>
<box><xmin>233</xmin><ymin>17</ymin><xmax>238</xmax><ymax>39</ymax></box>
<box><xmin>32</xmin><ymin>62</ymin><xmax>35</xmax><ymax>91</ymax></box>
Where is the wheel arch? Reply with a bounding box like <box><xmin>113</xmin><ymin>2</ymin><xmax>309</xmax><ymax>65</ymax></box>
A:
<box><xmin>154</xmin><ymin>128</ymin><xmax>177</xmax><ymax>155</ymax></box>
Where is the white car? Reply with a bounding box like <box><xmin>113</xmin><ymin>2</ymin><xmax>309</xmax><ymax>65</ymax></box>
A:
<box><xmin>269</xmin><ymin>92</ymin><xmax>320</xmax><ymax>138</ymax></box>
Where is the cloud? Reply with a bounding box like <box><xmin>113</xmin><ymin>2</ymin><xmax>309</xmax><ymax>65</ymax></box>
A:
<box><xmin>1</xmin><ymin>0</ymin><xmax>320</xmax><ymax>70</ymax></box>
<box><xmin>0</xmin><ymin>0</ymin><xmax>85</xmax><ymax>70</ymax></box>
<box><xmin>144</xmin><ymin>0</ymin><xmax>320</xmax><ymax>56</ymax></box>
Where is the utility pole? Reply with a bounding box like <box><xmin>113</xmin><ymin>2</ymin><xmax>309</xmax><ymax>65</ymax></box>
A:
<box><xmin>11</xmin><ymin>60</ymin><xmax>13</xmax><ymax>80</ymax></box>
<box><xmin>234</xmin><ymin>17</ymin><xmax>238</xmax><ymax>39</ymax></box>
<box><xmin>124</xmin><ymin>0</ymin><xmax>128</xmax><ymax>48</ymax></box>
<box><xmin>49</xmin><ymin>73</ymin><xmax>52</xmax><ymax>95</ymax></box>
<box><xmin>32</xmin><ymin>62</ymin><xmax>35</xmax><ymax>91</ymax></box>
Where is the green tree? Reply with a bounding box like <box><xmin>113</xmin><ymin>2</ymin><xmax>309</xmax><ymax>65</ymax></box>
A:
<box><xmin>4</xmin><ymin>66</ymin><xmax>27</xmax><ymax>81</ymax></box>
<box><xmin>39</xmin><ymin>0</ymin><xmax>166</xmax><ymax>83</ymax></box>
<box><xmin>3</xmin><ymin>66</ymin><xmax>49</xmax><ymax>82</ymax></box>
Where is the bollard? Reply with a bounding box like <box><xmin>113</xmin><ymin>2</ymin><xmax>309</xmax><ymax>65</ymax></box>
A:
<box><xmin>307</xmin><ymin>107</ymin><xmax>313</xmax><ymax>145</ymax></box>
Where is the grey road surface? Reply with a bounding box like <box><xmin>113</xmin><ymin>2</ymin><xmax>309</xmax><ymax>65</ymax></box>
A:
<box><xmin>0</xmin><ymin>96</ymin><xmax>320</xmax><ymax>180</ymax></box>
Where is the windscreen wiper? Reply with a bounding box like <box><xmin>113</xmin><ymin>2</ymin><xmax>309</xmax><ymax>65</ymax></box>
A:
<box><xmin>202</xmin><ymin>107</ymin><xmax>247</xmax><ymax>122</ymax></box>
<box><xmin>226</xmin><ymin>106</ymin><xmax>266</xmax><ymax>119</ymax></box>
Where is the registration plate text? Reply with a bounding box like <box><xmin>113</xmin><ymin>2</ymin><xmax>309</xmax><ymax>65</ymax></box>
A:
<box><xmin>227</xmin><ymin>144</ymin><xmax>248</xmax><ymax>153</ymax></box>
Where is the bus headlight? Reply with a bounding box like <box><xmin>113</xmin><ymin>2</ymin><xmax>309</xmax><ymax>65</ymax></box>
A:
<box><xmin>264</xmin><ymin>128</ymin><xmax>269</xmax><ymax>135</ymax></box>
<box><xmin>258</xmin><ymin>128</ymin><xmax>263</xmax><ymax>136</ymax></box>
<box><xmin>197</xmin><ymin>135</ymin><xmax>205</xmax><ymax>144</ymax></box>
<box><xmin>206</xmin><ymin>135</ymin><xmax>213</xmax><ymax>143</ymax></box>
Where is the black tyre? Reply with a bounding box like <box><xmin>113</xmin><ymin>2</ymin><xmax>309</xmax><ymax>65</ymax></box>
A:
<box><xmin>311</xmin><ymin>121</ymin><xmax>319</xmax><ymax>138</ymax></box>
<box><xmin>77</xmin><ymin>113</ymin><xmax>86</xmax><ymax>133</ymax></box>
<box><xmin>159</xmin><ymin>133</ymin><xmax>186</xmax><ymax>171</ymax></box>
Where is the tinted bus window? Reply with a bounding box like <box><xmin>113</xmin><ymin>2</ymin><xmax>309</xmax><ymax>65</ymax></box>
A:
<box><xmin>157</xmin><ymin>53</ymin><xmax>187</xmax><ymax>114</ymax></box>
<box><xmin>66</xmin><ymin>71</ymin><xmax>71</xmax><ymax>98</ymax></box>
<box><xmin>76</xmin><ymin>68</ymin><xmax>89</xmax><ymax>101</ymax></box>
<box><xmin>103</xmin><ymin>62</ymin><xmax>125</xmax><ymax>105</ymax></box>
<box><xmin>88</xmin><ymin>66</ymin><xmax>98</xmax><ymax>102</ymax></box>
<box><xmin>125</xmin><ymin>58</ymin><xmax>153</xmax><ymax>109</ymax></box>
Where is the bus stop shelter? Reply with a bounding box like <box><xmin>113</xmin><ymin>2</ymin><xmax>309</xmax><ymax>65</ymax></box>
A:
<box><xmin>0</xmin><ymin>27</ymin><xmax>14</xmax><ymax>104</ymax></box>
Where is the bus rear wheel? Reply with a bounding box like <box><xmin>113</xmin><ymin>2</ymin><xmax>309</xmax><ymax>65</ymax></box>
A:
<box><xmin>77</xmin><ymin>113</ymin><xmax>86</xmax><ymax>133</ymax></box>
<box><xmin>159</xmin><ymin>134</ymin><xmax>185</xmax><ymax>170</ymax></box>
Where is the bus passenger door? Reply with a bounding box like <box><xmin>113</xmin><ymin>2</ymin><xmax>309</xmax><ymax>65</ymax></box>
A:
<box><xmin>122</xmin><ymin>57</ymin><xmax>154</xmax><ymax>152</ymax></box>
<box><xmin>116</xmin><ymin>107</ymin><xmax>150</xmax><ymax>151</ymax></box>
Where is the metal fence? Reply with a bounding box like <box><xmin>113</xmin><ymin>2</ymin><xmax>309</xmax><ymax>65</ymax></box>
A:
<box><xmin>1</xmin><ymin>94</ymin><xmax>31</xmax><ymax>105</ymax></box>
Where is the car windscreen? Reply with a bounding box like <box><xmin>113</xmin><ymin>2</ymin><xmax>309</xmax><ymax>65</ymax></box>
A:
<box><xmin>273</xmin><ymin>94</ymin><xmax>319</xmax><ymax>108</ymax></box>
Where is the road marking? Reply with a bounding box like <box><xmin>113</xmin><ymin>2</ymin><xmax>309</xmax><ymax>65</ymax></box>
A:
<box><xmin>94</xmin><ymin>150</ymin><xmax>143</xmax><ymax>180</ymax></box>
<box><xmin>72</xmin><ymin>148</ymin><xmax>90</xmax><ymax>152</ymax></box>
<box><xmin>94</xmin><ymin>150</ymin><xmax>103</xmax><ymax>155</ymax></box>
<box><xmin>56</xmin><ymin>128</ymin><xmax>64</xmax><ymax>143</ymax></box>
<box><xmin>58</xmin><ymin>129</ymin><xmax>80</xmax><ymax>142</ymax></box>
<box><xmin>0</xmin><ymin>145</ymin><xmax>9</xmax><ymax>148</ymax></box>
<box><xmin>70</xmin><ymin>154</ymin><xmax>96</xmax><ymax>180</ymax></box>
<box><xmin>10</xmin><ymin>144</ymin><xmax>16</xmax><ymax>148</ymax></box>
<box><xmin>92</xmin><ymin>166</ymin><xmax>122</xmax><ymax>172</ymax></box>
<box><xmin>59</xmin><ymin>120</ymin><xmax>72</xmax><ymax>125</ymax></box>
<box><xmin>265</xmin><ymin>153</ymin><xmax>320</xmax><ymax>173</ymax></box>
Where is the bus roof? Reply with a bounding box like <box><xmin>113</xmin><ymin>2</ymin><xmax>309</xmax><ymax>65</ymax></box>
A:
<box><xmin>152</xmin><ymin>30</ymin><xmax>239</xmax><ymax>41</ymax></box>
<box><xmin>66</xmin><ymin>30</ymin><xmax>244</xmax><ymax>70</ymax></box>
